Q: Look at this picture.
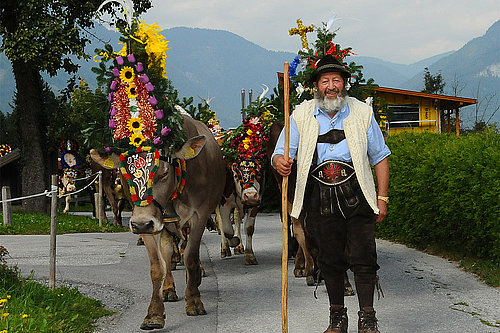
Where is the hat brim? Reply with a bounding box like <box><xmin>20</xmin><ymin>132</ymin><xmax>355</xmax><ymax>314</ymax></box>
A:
<box><xmin>312</xmin><ymin>64</ymin><xmax>351</xmax><ymax>83</ymax></box>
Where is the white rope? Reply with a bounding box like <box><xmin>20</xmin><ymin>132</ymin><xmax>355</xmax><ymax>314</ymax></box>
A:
<box><xmin>58</xmin><ymin>173</ymin><xmax>100</xmax><ymax>198</ymax></box>
<box><xmin>73</xmin><ymin>171</ymin><xmax>99</xmax><ymax>182</ymax></box>
<box><xmin>0</xmin><ymin>189</ymin><xmax>57</xmax><ymax>204</ymax></box>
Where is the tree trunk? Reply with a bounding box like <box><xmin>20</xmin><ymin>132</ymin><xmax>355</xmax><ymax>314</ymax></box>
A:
<box><xmin>11</xmin><ymin>59</ymin><xmax>47</xmax><ymax>213</ymax></box>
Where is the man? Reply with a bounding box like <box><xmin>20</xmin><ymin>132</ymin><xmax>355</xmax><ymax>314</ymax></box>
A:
<box><xmin>272</xmin><ymin>54</ymin><xmax>390</xmax><ymax>333</ymax></box>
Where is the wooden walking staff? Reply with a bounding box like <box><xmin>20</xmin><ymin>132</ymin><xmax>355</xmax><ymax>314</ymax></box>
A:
<box><xmin>281</xmin><ymin>61</ymin><xmax>290</xmax><ymax>333</ymax></box>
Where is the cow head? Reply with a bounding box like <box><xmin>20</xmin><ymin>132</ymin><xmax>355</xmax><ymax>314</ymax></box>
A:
<box><xmin>231</xmin><ymin>158</ymin><xmax>263</xmax><ymax>207</ymax></box>
<box><xmin>90</xmin><ymin>135</ymin><xmax>206</xmax><ymax>234</ymax></box>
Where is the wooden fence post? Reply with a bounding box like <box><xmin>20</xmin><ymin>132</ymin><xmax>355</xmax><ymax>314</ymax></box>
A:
<box><xmin>98</xmin><ymin>171</ymin><xmax>103</xmax><ymax>227</ymax></box>
<box><xmin>49</xmin><ymin>174</ymin><xmax>58</xmax><ymax>290</ymax></box>
<box><xmin>2</xmin><ymin>186</ymin><xmax>12</xmax><ymax>226</ymax></box>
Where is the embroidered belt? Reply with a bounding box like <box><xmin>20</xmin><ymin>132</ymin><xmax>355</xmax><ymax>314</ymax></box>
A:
<box><xmin>310</xmin><ymin>160</ymin><xmax>355</xmax><ymax>186</ymax></box>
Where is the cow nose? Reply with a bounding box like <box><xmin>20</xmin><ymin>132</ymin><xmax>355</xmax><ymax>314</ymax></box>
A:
<box><xmin>130</xmin><ymin>221</ymin><xmax>155</xmax><ymax>234</ymax></box>
<box><xmin>243</xmin><ymin>191</ymin><xmax>259</xmax><ymax>206</ymax></box>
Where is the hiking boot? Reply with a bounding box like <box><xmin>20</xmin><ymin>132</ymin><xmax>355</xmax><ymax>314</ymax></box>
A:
<box><xmin>358</xmin><ymin>307</ymin><xmax>380</xmax><ymax>333</ymax></box>
<box><xmin>324</xmin><ymin>306</ymin><xmax>348</xmax><ymax>333</ymax></box>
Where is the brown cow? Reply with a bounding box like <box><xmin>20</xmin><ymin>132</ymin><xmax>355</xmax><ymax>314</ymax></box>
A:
<box><xmin>91</xmin><ymin>114</ymin><xmax>226</xmax><ymax>330</ymax></box>
<box><xmin>216</xmin><ymin>159</ymin><xmax>265</xmax><ymax>265</ymax></box>
<box><xmin>267</xmin><ymin>122</ymin><xmax>354</xmax><ymax>295</ymax></box>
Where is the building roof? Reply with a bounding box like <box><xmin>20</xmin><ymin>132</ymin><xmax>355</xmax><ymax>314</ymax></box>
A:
<box><xmin>373</xmin><ymin>87</ymin><xmax>477</xmax><ymax>110</ymax></box>
<box><xmin>0</xmin><ymin>148</ymin><xmax>20</xmax><ymax>168</ymax></box>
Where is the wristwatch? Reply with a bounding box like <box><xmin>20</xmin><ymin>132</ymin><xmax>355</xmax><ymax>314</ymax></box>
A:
<box><xmin>377</xmin><ymin>195</ymin><xmax>389</xmax><ymax>203</ymax></box>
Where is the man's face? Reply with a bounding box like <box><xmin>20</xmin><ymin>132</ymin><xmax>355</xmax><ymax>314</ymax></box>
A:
<box><xmin>315</xmin><ymin>72</ymin><xmax>345</xmax><ymax>100</ymax></box>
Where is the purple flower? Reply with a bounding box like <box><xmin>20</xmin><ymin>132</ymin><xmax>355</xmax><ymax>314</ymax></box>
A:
<box><xmin>109</xmin><ymin>107</ymin><xmax>118</xmax><ymax>116</ymax></box>
<box><xmin>140</xmin><ymin>74</ymin><xmax>150</xmax><ymax>84</ymax></box>
<box><xmin>104</xmin><ymin>146</ymin><xmax>111</xmax><ymax>153</ymax></box>
<box><xmin>127</xmin><ymin>54</ymin><xmax>136</xmax><ymax>63</ymax></box>
<box><xmin>109</xmin><ymin>119</ymin><xmax>116</xmax><ymax>129</ymax></box>
<box><xmin>108</xmin><ymin>92</ymin><xmax>114</xmax><ymax>103</ymax></box>
<box><xmin>153</xmin><ymin>136</ymin><xmax>163</xmax><ymax>145</ymax></box>
<box><xmin>148</xmin><ymin>95</ymin><xmax>158</xmax><ymax>106</ymax></box>
<box><xmin>135</xmin><ymin>62</ymin><xmax>144</xmax><ymax>72</ymax></box>
<box><xmin>110</xmin><ymin>80</ymin><xmax>118</xmax><ymax>91</ymax></box>
<box><xmin>145</xmin><ymin>82</ymin><xmax>154</xmax><ymax>92</ymax></box>
<box><xmin>112</xmin><ymin>67</ymin><xmax>120</xmax><ymax>77</ymax></box>
<box><xmin>154</xmin><ymin>109</ymin><xmax>164</xmax><ymax>119</ymax></box>
<box><xmin>116</xmin><ymin>56</ymin><xmax>124</xmax><ymax>65</ymax></box>
<box><xmin>161</xmin><ymin>127</ymin><xmax>171</xmax><ymax>136</ymax></box>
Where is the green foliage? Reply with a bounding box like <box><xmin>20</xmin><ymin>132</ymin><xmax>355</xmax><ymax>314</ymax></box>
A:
<box><xmin>422</xmin><ymin>67</ymin><xmax>445</xmax><ymax>94</ymax></box>
<box><xmin>379</xmin><ymin>131</ymin><xmax>500</xmax><ymax>263</ymax></box>
<box><xmin>0</xmin><ymin>212</ymin><xmax>125</xmax><ymax>235</ymax></box>
<box><xmin>0</xmin><ymin>259</ymin><xmax>112</xmax><ymax>332</ymax></box>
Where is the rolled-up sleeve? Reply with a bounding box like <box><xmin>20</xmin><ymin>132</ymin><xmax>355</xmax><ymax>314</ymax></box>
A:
<box><xmin>367</xmin><ymin>114</ymin><xmax>391</xmax><ymax>165</ymax></box>
<box><xmin>272</xmin><ymin>116</ymin><xmax>300</xmax><ymax>161</ymax></box>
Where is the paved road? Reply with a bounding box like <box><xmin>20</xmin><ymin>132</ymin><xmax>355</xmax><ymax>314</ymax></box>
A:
<box><xmin>2</xmin><ymin>212</ymin><xmax>499</xmax><ymax>333</ymax></box>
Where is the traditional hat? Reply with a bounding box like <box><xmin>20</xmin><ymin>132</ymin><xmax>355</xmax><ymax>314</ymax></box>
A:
<box><xmin>312</xmin><ymin>54</ymin><xmax>351</xmax><ymax>83</ymax></box>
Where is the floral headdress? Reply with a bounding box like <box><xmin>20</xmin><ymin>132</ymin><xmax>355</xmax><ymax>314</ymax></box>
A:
<box><xmin>93</xmin><ymin>19</ymin><xmax>186</xmax><ymax>155</ymax></box>
<box><xmin>221</xmin><ymin>99</ymin><xmax>276</xmax><ymax>163</ymax></box>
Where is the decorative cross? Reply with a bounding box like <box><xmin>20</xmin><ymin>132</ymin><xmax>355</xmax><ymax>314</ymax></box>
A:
<box><xmin>288</xmin><ymin>19</ymin><xmax>315</xmax><ymax>49</ymax></box>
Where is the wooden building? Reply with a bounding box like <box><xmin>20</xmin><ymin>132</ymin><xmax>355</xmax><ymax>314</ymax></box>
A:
<box><xmin>373</xmin><ymin>87</ymin><xmax>477</xmax><ymax>136</ymax></box>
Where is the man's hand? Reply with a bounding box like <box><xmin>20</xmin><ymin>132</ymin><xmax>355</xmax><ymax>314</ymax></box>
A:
<box><xmin>375</xmin><ymin>200</ymin><xmax>387</xmax><ymax>223</ymax></box>
<box><xmin>272</xmin><ymin>154</ymin><xmax>293</xmax><ymax>177</ymax></box>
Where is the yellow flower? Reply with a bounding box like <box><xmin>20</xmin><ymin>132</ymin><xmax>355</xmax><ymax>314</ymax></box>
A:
<box><xmin>2</xmin><ymin>313</ymin><xmax>9</xmax><ymax>318</ymax></box>
<box><xmin>244</xmin><ymin>144</ymin><xmax>249</xmax><ymax>150</ymax></box>
<box><xmin>130</xmin><ymin>132</ymin><xmax>146</xmax><ymax>147</ymax></box>
<box><xmin>1</xmin><ymin>330</ymin><xmax>7</xmax><ymax>333</ymax></box>
<box><xmin>6</xmin><ymin>296</ymin><xmax>10</xmax><ymax>299</ymax></box>
<box><xmin>127</xmin><ymin>117</ymin><xmax>144</xmax><ymax>132</ymax></box>
<box><xmin>136</xmin><ymin>20</ymin><xmax>170</xmax><ymax>77</ymax></box>
<box><xmin>126</xmin><ymin>83</ymin><xmax>138</xmax><ymax>99</ymax></box>
<box><xmin>22</xmin><ymin>314</ymin><xmax>29</xmax><ymax>319</ymax></box>
<box><xmin>0</xmin><ymin>299</ymin><xmax>6</xmax><ymax>304</ymax></box>
<box><xmin>119</xmin><ymin>66</ymin><xmax>135</xmax><ymax>83</ymax></box>
<box><xmin>243</xmin><ymin>137</ymin><xmax>251</xmax><ymax>145</ymax></box>
<box><xmin>246</xmin><ymin>129</ymin><xmax>253</xmax><ymax>136</ymax></box>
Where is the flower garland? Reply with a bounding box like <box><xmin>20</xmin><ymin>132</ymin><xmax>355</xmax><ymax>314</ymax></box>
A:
<box><xmin>0</xmin><ymin>144</ymin><xmax>12</xmax><ymax>157</ymax></box>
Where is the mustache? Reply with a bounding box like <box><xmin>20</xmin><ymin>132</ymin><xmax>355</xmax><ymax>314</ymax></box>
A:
<box><xmin>325</xmin><ymin>88</ymin><xmax>340</xmax><ymax>94</ymax></box>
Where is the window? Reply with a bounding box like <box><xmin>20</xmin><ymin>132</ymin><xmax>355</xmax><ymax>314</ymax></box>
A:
<box><xmin>388</xmin><ymin>104</ymin><xmax>419</xmax><ymax>128</ymax></box>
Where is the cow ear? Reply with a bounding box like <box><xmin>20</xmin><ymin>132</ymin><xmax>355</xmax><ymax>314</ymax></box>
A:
<box><xmin>90</xmin><ymin>149</ymin><xmax>120</xmax><ymax>169</ymax></box>
<box><xmin>173</xmin><ymin>135</ymin><xmax>206</xmax><ymax>160</ymax></box>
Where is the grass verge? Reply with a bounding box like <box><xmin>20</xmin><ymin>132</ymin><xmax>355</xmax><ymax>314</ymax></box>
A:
<box><xmin>0</xmin><ymin>246</ymin><xmax>113</xmax><ymax>332</ymax></box>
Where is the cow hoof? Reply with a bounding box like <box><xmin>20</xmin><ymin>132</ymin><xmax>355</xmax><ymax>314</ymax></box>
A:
<box><xmin>306</xmin><ymin>275</ymin><xmax>316</xmax><ymax>286</ymax></box>
<box><xmin>221</xmin><ymin>248</ymin><xmax>231</xmax><ymax>258</ymax></box>
<box><xmin>140</xmin><ymin>316</ymin><xmax>165</xmax><ymax>330</ymax></box>
<box><xmin>234</xmin><ymin>244</ymin><xmax>244</xmax><ymax>255</ymax></box>
<box><xmin>294</xmin><ymin>268</ymin><xmax>305</xmax><ymax>277</ymax></box>
<box><xmin>163</xmin><ymin>289</ymin><xmax>179</xmax><ymax>302</ymax></box>
<box><xmin>244</xmin><ymin>255</ymin><xmax>258</xmax><ymax>265</ymax></box>
<box><xmin>344</xmin><ymin>286</ymin><xmax>355</xmax><ymax>296</ymax></box>
<box><xmin>186</xmin><ymin>303</ymin><xmax>206</xmax><ymax>316</ymax></box>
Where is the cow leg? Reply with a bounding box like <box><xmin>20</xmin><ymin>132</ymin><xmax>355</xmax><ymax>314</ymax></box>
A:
<box><xmin>217</xmin><ymin>205</ymin><xmax>232</xmax><ymax>258</ymax></box>
<box><xmin>183</xmin><ymin>218</ymin><xmax>206</xmax><ymax>316</ymax></box>
<box><xmin>244</xmin><ymin>207</ymin><xmax>258</xmax><ymax>265</ymax></box>
<box><xmin>294</xmin><ymin>243</ymin><xmax>306</xmax><ymax>277</ymax></box>
<box><xmin>291</xmin><ymin>216</ymin><xmax>316</xmax><ymax>286</ymax></box>
<box><xmin>159</xmin><ymin>230</ymin><xmax>179</xmax><ymax>302</ymax></box>
<box><xmin>63</xmin><ymin>195</ymin><xmax>71</xmax><ymax>214</ymax></box>
<box><xmin>103</xmin><ymin>186</ymin><xmax>120</xmax><ymax>226</ymax></box>
<box><xmin>140</xmin><ymin>234</ymin><xmax>166</xmax><ymax>330</ymax></box>
<box><xmin>233</xmin><ymin>207</ymin><xmax>245</xmax><ymax>255</ymax></box>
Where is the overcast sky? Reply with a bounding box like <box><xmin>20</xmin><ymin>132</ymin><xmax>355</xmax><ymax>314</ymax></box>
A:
<box><xmin>140</xmin><ymin>0</ymin><xmax>500</xmax><ymax>64</ymax></box>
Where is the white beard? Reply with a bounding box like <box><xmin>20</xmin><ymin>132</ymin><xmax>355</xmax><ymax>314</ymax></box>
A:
<box><xmin>314</xmin><ymin>89</ymin><xmax>348</xmax><ymax>115</ymax></box>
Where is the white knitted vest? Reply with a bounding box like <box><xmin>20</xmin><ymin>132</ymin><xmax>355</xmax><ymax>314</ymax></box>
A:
<box><xmin>290</xmin><ymin>97</ymin><xmax>378</xmax><ymax>218</ymax></box>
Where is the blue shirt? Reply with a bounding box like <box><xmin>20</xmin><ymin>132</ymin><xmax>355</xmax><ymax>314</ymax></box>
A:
<box><xmin>272</xmin><ymin>103</ymin><xmax>391</xmax><ymax>166</ymax></box>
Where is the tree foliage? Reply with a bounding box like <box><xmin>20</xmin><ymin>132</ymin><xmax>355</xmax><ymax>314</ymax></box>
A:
<box><xmin>422</xmin><ymin>67</ymin><xmax>445</xmax><ymax>94</ymax></box>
